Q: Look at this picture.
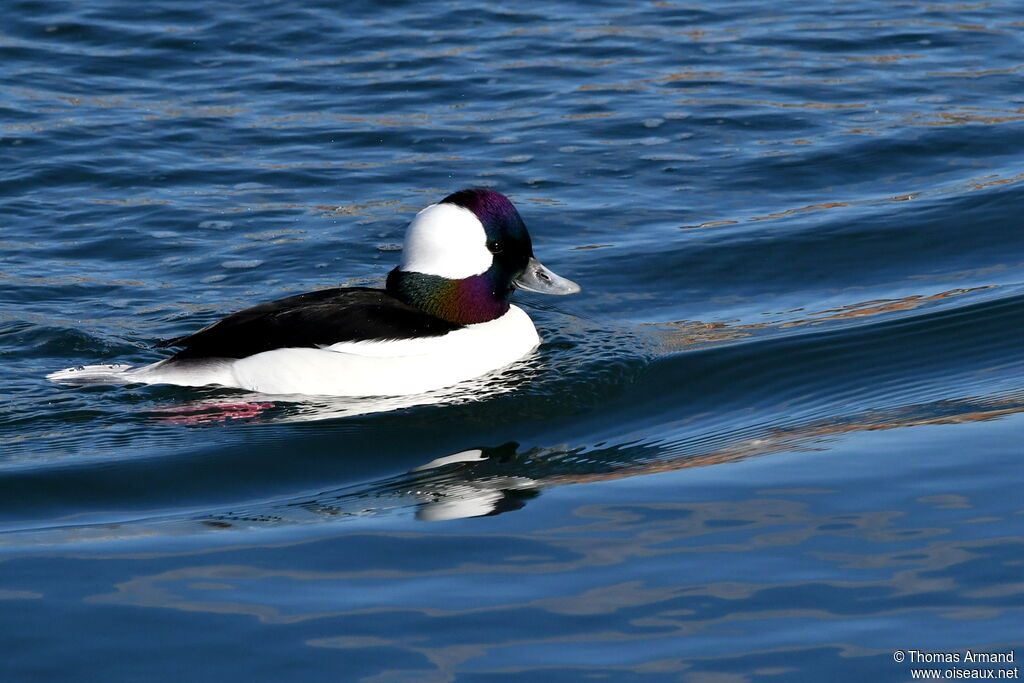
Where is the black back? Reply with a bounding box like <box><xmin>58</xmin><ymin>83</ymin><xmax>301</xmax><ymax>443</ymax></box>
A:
<box><xmin>157</xmin><ymin>287</ymin><xmax>463</xmax><ymax>360</ymax></box>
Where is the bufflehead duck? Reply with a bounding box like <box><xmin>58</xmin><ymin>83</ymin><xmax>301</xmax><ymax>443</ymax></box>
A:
<box><xmin>47</xmin><ymin>189</ymin><xmax>580</xmax><ymax>396</ymax></box>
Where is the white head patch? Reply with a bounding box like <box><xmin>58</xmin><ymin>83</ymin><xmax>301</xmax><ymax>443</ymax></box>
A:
<box><xmin>400</xmin><ymin>202</ymin><xmax>492</xmax><ymax>279</ymax></box>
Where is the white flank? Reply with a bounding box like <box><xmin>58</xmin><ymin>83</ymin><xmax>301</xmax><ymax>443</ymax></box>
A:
<box><xmin>48</xmin><ymin>305</ymin><xmax>542</xmax><ymax>397</ymax></box>
<box><xmin>129</xmin><ymin>358</ymin><xmax>238</xmax><ymax>387</ymax></box>
<box><xmin>399</xmin><ymin>203</ymin><xmax>492</xmax><ymax>278</ymax></box>
<box><xmin>229</xmin><ymin>305</ymin><xmax>540</xmax><ymax>395</ymax></box>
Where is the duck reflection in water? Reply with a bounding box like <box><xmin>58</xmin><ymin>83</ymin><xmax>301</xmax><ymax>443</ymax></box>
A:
<box><xmin>199</xmin><ymin>392</ymin><xmax>1024</xmax><ymax>526</ymax></box>
<box><xmin>286</xmin><ymin>443</ymin><xmax>542</xmax><ymax>523</ymax></box>
<box><xmin>6</xmin><ymin>393</ymin><xmax>1022</xmax><ymax>548</ymax></box>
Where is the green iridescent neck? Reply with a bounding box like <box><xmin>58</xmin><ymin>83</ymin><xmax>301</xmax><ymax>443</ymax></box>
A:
<box><xmin>387</xmin><ymin>268</ymin><xmax>511</xmax><ymax>325</ymax></box>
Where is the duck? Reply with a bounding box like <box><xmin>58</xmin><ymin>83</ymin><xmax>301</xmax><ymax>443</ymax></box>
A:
<box><xmin>47</xmin><ymin>188</ymin><xmax>580</xmax><ymax>397</ymax></box>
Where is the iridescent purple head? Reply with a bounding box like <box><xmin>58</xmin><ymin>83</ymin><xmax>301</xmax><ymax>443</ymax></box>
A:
<box><xmin>387</xmin><ymin>189</ymin><xmax>580</xmax><ymax>325</ymax></box>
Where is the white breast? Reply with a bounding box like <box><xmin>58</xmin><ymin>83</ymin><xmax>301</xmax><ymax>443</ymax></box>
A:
<box><xmin>196</xmin><ymin>305</ymin><xmax>541</xmax><ymax>396</ymax></box>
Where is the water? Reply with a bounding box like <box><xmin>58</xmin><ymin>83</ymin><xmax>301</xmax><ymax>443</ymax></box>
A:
<box><xmin>2</xmin><ymin>1</ymin><xmax>1023</xmax><ymax>680</ymax></box>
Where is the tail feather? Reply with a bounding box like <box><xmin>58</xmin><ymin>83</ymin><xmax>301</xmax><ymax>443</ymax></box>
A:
<box><xmin>46</xmin><ymin>363</ymin><xmax>135</xmax><ymax>385</ymax></box>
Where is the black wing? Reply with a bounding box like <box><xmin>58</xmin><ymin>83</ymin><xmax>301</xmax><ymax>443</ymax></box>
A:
<box><xmin>157</xmin><ymin>287</ymin><xmax>462</xmax><ymax>360</ymax></box>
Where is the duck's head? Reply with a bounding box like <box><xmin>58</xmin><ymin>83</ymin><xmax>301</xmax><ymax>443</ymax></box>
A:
<box><xmin>386</xmin><ymin>188</ymin><xmax>580</xmax><ymax>324</ymax></box>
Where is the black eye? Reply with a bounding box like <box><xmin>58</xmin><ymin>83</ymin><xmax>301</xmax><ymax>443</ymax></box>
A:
<box><xmin>486</xmin><ymin>240</ymin><xmax>503</xmax><ymax>254</ymax></box>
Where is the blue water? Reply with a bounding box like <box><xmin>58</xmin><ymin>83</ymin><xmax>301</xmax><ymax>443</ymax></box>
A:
<box><xmin>3</xmin><ymin>1</ymin><xmax>1023</xmax><ymax>680</ymax></box>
